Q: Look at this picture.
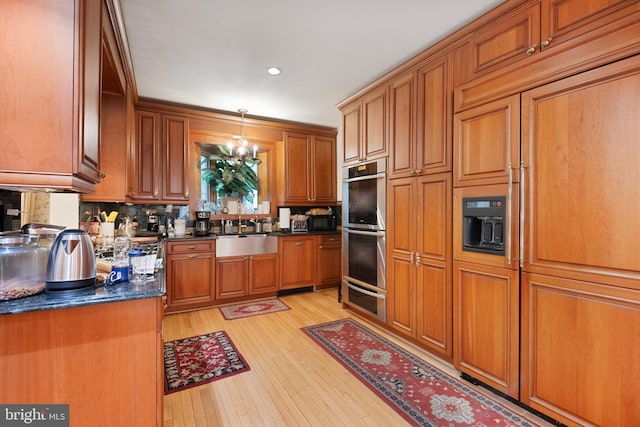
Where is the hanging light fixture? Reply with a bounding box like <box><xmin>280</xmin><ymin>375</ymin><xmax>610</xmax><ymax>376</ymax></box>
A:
<box><xmin>224</xmin><ymin>108</ymin><xmax>259</xmax><ymax>166</ymax></box>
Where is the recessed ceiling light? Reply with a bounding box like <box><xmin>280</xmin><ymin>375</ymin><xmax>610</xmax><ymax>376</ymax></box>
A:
<box><xmin>266</xmin><ymin>66</ymin><xmax>282</xmax><ymax>76</ymax></box>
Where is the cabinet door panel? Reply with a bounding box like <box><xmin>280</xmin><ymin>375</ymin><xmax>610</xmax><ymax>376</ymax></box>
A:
<box><xmin>312</xmin><ymin>135</ymin><xmax>336</xmax><ymax>202</ymax></box>
<box><xmin>250</xmin><ymin>254</ymin><xmax>279</xmax><ymax>294</ymax></box>
<box><xmin>522</xmin><ymin>56</ymin><xmax>640</xmax><ymax>288</ymax></box>
<box><xmin>416</xmin><ymin>58</ymin><xmax>451</xmax><ymax>174</ymax></box>
<box><xmin>167</xmin><ymin>253</ymin><xmax>215</xmax><ymax>307</ymax></box>
<box><xmin>453</xmin><ymin>261</ymin><xmax>519</xmax><ymax>398</ymax></box>
<box><xmin>216</xmin><ymin>256</ymin><xmax>249</xmax><ymax>299</ymax></box>
<box><xmin>342</xmin><ymin>102</ymin><xmax>361</xmax><ymax>164</ymax></box>
<box><xmin>453</xmin><ymin>94</ymin><xmax>520</xmax><ymax>187</ymax></box>
<box><xmin>521</xmin><ymin>272</ymin><xmax>640</xmax><ymax>426</ymax></box>
<box><xmin>163</xmin><ymin>114</ymin><xmax>189</xmax><ymax>201</ymax></box>
<box><xmin>389</xmin><ymin>72</ymin><xmax>416</xmax><ymax>178</ymax></box>
<box><xmin>132</xmin><ymin>111</ymin><xmax>160</xmax><ymax>200</ymax></box>
<box><xmin>541</xmin><ymin>0</ymin><xmax>638</xmax><ymax>47</ymax></box>
<box><xmin>282</xmin><ymin>132</ymin><xmax>311</xmax><ymax>203</ymax></box>
<box><xmin>416</xmin><ymin>174</ymin><xmax>452</xmax><ymax>358</ymax></box>
<box><xmin>363</xmin><ymin>86</ymin><xmax>388</xmax><ymax>160</ymax></box>
<box><xmin>387</xmin><ymin>178</ymin><xmax>417</xmax><ymax>336</ymax></box>
<box><xmin>279</xmin><ymin>237</ymin><xmax>316</xmax><ymax>289</ymax></box>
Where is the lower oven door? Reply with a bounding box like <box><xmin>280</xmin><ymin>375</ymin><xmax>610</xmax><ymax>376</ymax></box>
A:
<box><xmin>342</xmin><ymin>280</ymin><xmax>386</xmax><ymax>322</ymax></box>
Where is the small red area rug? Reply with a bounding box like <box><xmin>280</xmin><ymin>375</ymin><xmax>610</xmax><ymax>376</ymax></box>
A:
<box><xmin>303</xmin><ymin>319</ymin><xmax>541</xmax><ymax>427</ymax></box>
<box><xmin>163</xmin><ymin>331</ymin><xmax>250</xmax><ymax>394</ymax></box>
<box><xmin>219</xmin><ymin>298</ymin><xmax>290</xmax><ymax>320</ymax></box>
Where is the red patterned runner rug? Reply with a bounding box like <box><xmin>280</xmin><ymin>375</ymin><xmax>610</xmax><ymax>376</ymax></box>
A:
<box><xmin>164</xmin><ymin>331</ymin><xmax>250</xmax><ymax>394</ymax></box>
<box><xmin>303</xmin><ymin>319</ymin><xmax>541</xmax><ymax>427</ymax></box>
<box><xmin>219</xmin><ymin>298</ymin><xmax>290</xmax><ymax>320</ymax></box>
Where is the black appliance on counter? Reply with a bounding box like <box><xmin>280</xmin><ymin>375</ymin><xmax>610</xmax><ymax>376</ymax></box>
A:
<box><xmin>195</xmin><ymin>211</ymin><xmax>210</xmax><ymax>236</ymax></box>
<box><xmin>341</xmin><ymin>158</ymin><xmax>387</xmax><ymax>322</ymax></box>
<box><xmin>308</xmin><ymin>214</ymin><xmax>337</xmax><ymax>231</ymax></box>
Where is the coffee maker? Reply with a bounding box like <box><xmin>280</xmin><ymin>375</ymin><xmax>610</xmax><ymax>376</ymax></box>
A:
<box><xmin>147</xmin><ymin>212</ymin><xmax>159</xmax><ymax>232</ymax></box>
<box><xmin>195</xmin><ymin>211</ymin><xmax>210</xmax><ymax>236</ymax></box>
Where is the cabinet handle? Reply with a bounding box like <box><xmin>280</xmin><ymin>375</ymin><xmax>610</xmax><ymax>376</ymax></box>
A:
<box><xmin>296</xmin><ymin>241</ymin><xmax>304</xmax><ymax>246</ymax></box>
<box><xmin>97</xmin><ymin>171</ymin><xmax>106</xmax><ymax>179</ymax></box>
<box><xmin>414</xmin><ymin>169</ymin><xmax>421</xmax><ymax>175</ymax></box>
<box><xmin>507</xmin><ymin>162</ymin><xmax>513</xmax><ymax>265</ymax></box>
<box><xmin>540</xmin><ymin>37</ymin><xmax>552</xmax><ymax>50</ymax></box>
<box><xmin>188</xmin><ymin>254</ymin><xmax>196</xmax><ymax>259</ymax></box>
<box><xmin>519</xmin><ymin>161</ymin><xmax>526</xmax><ymax>268</ymax></box>
<box><xmin>409</xmin><ymin>251</ymin><xmax>414</xmax><ymax>264</ymax></box>
<box><xmin>415</xmin><ymin>252</ymin><xmax>421</xmax><ymax>266</ymax></box>
<box><xmin>188</xmin><ymin>245</ymin><xmax>196</xmax><ymax>249</ymax></box>
<box><xmin>525</xmin><ymin>45</ymin><xmax>537</xmax><ymax>56</ymax></box>
<box><xmin>319</xmin><ymin>245</ymin><xmax>325</xmax><ymax>249</ymax></box>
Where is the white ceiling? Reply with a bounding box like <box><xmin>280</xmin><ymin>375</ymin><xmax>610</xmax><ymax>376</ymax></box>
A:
<box><xmin>120</xmin><ymin>0</ymin><xmax>503</xmax><ymax>128</ymax></box>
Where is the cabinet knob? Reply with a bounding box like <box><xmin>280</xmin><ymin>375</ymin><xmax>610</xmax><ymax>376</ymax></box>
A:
<box><xmin>188</xmin><ymin>254</ymin><xmax>196</xmax><ymax>259</ymax></box>
<box><xmin>188</xmin><ymin>245</ymin><xmax>196</xmax><ymax>249</ymax></box>
<box><xmin>540</xmin><ymin>37</ymin><xmax>552</xmax><ymax>50</ymax></box>
<box><xmin>525</xmin><ymin>45</ymin><xmax>537</xmax><ymax>56</ymax></box>
<box><xmin>97</xmin><ymin>171</ymin><xmax>106</xmax><ymax>179</ymax></box>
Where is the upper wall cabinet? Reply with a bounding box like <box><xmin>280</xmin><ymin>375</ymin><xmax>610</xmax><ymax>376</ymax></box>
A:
<box><xmin>340</xmin><ymin>85</ymin><xmax>388</xmax><ymax>165</ymax></box>
<box><xmin>389</xmin><ymin>55</ymin><xmax>453</xmax><ymax>179</ymax></box>
<box><xmin>0</xmin><ymin>0</ymin><xmax>102</xmax><ymax>192</ymax></box>
<box><xmin>276</xmin><ymin>131</ymin><xmax>337</xmax><ymax>205</ymax></box>
<box><xmin>454</xmin><ymin>0</ymin><xmax>639</xmax><ymax>87</ymax></box>
<box><xmin>129</xmin><ymin>110</ymin><xmax>189</xmax><ymax>203</ymax></box>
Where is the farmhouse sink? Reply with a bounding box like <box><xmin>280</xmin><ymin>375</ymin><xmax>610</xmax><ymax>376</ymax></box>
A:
<box><xmin>216</xmin><ymin>234</ymin><xmax>278</xmax><ymax>257</ymax></box>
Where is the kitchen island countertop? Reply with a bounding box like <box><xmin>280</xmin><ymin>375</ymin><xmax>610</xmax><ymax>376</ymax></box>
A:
<box><xmin>0</xmin><ymin>274</ymin><xmax>165</xmax><ymax>316</ymax></box>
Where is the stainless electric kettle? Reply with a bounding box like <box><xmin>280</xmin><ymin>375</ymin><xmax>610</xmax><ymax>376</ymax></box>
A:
<box><xmin>45</xmin><ymin>229</ymin><xmax>96</xmax><ymax>293</ymax></box>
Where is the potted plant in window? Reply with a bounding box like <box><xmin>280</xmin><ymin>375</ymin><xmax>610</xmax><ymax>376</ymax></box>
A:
<box><xmin>201</xmin><ymin>145</ymin><xmax>261</xmax><ymax>204</ymax></box>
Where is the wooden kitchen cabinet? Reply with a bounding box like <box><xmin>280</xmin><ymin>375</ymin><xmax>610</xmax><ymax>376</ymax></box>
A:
<box><xmin>216</xmin><ymin>253</ymin><xmax>279</xmax><ymax>300</ymax></box>
<box><xmin>453</xmin><ymin>94</ymin><xmax>520</xmax><ymax>187</ymax></box>
<box><xmin>520</xmin><ymin>272</ymin><xmax>640</xmax><ymax>427</ymax></box>
<box><xmin>453</xmin><ymin>0</ymin><xmax>638</xmax><ymax>87</ymax></box>
<box><xmin>316</xmin><ymin>234</ymin><xmax>342</xmax><ymax>290</ymax></box>
<box><xmin>276</xmin><ymin>131</ymin><xmax>336</xmax><ymax>205</ymax></box>
<box><xmin>0</xmin><ymin>0</ymin><xmax>102</xmax><ymax>192</ymax></box>
<box><xmin>453</xmin><ymin>260</ymin><xmax>520</xmax><ymax>398</ymax></box>
<box><xmin>0</xmin><ymin>297</ymin><xmax>163</xmax><ymax>427</ymax></box>
<box><xmin>340</xmin><ymin>85</ymin><xmax>388</xmax><ymax>165</ymax></box>
<box><xmin>165</xmin><ymin>240</ymin><xmax>216</xmax><ymax>313</ymax></box>
<box><xmin>129</xmin><ymin>109</ymin><xmax>189</xmax><ymax>203</ymax></box>
<box><xmin>279</xmin><ymin>235</ymin><xmax>316</xmax><ymax>290</ymax></box>
<box><xmin>390</xmin><ymin>56</ymin><xmax>453</xmax><ymax>179</ymax></box>
<box><xmin>387</xmin><ymin>173</ymin><xmax>453</xmax><ymax>360</ymax></box>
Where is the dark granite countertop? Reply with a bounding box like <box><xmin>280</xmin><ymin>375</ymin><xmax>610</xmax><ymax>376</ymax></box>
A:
<box><xmin>163</xmin><ymin>230</ymin><xmax>341</xmax><ymax>241</ymax></box>
<box><xmin>0</xmin><ymin>274</ymin><xmax>165</xmax><ymax>316</ymax></box>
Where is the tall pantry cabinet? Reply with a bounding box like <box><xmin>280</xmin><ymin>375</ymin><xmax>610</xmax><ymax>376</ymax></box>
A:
<box><xmin>386</xmin><ymin>54</ymin><xmax>454</xmax><ymax>360</ymax></box>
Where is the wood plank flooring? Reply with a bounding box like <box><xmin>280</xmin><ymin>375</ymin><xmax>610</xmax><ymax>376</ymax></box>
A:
<box><xmin>163</xmin><ymin>289</ymin><xmax>553</xmax><ymax>427</ymax></box>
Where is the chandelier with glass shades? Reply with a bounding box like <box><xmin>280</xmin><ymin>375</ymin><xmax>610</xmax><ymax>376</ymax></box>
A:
<box><xmin>224</xmin><ymin>108</ymin><xmax>259</xmax><ymax>167</ymax></box>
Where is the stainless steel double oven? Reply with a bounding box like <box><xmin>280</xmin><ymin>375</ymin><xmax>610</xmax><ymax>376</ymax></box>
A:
<box><xmin>342</xmin><ymin>158</ymin><xmax>386</xmax><ymax>322</ymax></box>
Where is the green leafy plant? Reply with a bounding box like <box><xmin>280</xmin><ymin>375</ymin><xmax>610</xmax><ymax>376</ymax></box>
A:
<box><xmin>201</xmin><ymin>145</ymin><xmax>261</xmax><ymax>202</ymax></box>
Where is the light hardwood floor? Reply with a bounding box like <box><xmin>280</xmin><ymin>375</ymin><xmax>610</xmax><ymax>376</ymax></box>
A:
<box><xmin>163</xmin><ymin>289</ymin><xmax>553</xmax><ymax>427</ymax></box>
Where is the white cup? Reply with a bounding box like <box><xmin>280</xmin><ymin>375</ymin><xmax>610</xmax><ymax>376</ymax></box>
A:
<box><xmin>174</xmin><ymin>219</ymin><xmax>186</xmax><ymax>236</ymax></box>
<box><xmin>100</xmin><ymin>222</ymin><xmax>115</xmax><ymax>237</ymax></box>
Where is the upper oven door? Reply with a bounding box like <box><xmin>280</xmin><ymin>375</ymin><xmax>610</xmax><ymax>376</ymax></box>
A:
<box><xmin>342</xmin><ymin>159</ymin><xmax>386</xmax><ymax>231</ymax></box>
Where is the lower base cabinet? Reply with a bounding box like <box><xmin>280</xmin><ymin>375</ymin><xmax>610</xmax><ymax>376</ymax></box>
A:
<box><xmin>453</xmin><ymin>260</ymin><xmax>520</xmax><ymax>399</ymax></box>
<box><xmin>216</xmin><ymin>253</ymin><xmax>279</xmax><ymax>300</ymax></box>
<box><xmin>316</xmin><ymin>234</ymin><xmax>342</xmax><ymax>289</ymax></box>
<box><xmin>0</xmin><ymin>298</ymin><xmax>163</xmax><ymax>427</ymax></box>
<box><xmin>165</xmin><ymin>240</ymin><xmax>216</xmax><ymax>312</ymax></box>
<box><xmin>279</xmin><ymin>235</ymin><xmax>316</xmax><ymax>290</ymax></box>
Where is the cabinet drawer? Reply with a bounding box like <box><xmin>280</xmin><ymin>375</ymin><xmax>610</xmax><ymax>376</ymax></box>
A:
<box><xmin>166</xmin><ymin>240</ymin><xmax>215</xmax><ymax>254</ymax></box>
<box><xmin>317</xmin><ymin>234</ymin><xmax>341</xmax><ymax>246</ymax></box>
